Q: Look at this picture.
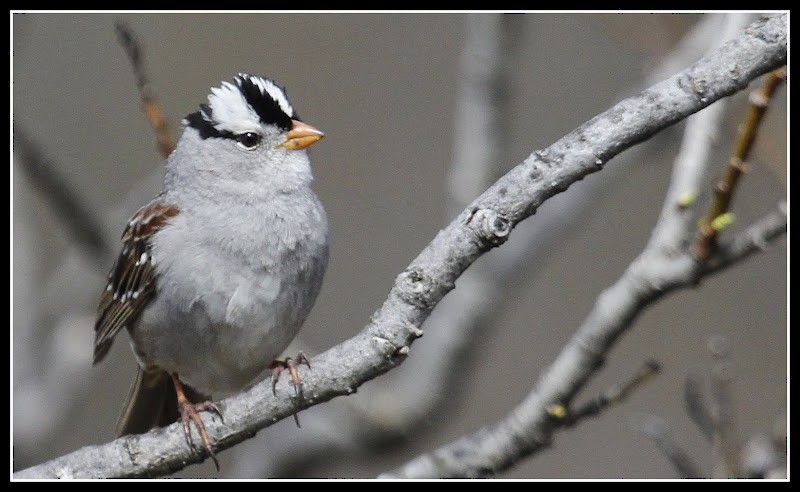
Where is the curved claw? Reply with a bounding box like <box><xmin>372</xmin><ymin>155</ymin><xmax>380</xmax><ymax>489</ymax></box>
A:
<box><xmin>269</xmin><ymin>352</ymin><xmax>311</xmax><ymax>428</ymax></box>
<box><xmin>172</xmin><ymin>373</ymin><xmax>221</xmax><ymax>471</ymax></box>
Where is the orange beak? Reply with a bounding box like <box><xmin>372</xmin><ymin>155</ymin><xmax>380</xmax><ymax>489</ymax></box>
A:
<box><xmin>279</xmin><ymin>120</ymin><xmax>325</xmax><ymax>150</ymax></box>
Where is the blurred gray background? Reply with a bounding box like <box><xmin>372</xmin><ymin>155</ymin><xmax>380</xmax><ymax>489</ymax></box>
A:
<box><xmin>12</xmin><ymin>13</ymin><xmax>786</xmax><ymax>479</ymax></box>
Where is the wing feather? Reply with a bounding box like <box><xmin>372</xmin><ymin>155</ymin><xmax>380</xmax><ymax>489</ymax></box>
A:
<box><xmin>93</xmin><ymin>198</ymin><xmax>178</xmax><ymax>365</ymax></box>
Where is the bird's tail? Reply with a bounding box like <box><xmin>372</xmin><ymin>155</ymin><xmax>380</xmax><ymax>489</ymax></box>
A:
<box><xmin>115</xmin><ymin>367</ymin><xmax>208</xmax><ymax>437</ymax></box>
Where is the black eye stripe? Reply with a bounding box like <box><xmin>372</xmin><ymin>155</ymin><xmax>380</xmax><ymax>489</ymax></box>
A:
<box><xmin>185</xmin><ymin>112</ymin><xmax>234</xmax><ymax>140</ymax></box>
<box><xmin>185</xmin><ymin>113</ymin><xmax>270</xmax><ymax>147</ymax></box>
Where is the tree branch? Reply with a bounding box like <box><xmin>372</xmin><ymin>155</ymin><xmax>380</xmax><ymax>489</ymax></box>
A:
<box><xmin>566</xmin><ymin>360</ymin><xmax>661</xmax><ymax>424</ymax></box>
<box><xmin>693</xmin><ymin>67</ymin><xmax>786</xmax><ymax>260</ymax></box>
<box><xmin>707</xmin><ymin>335</ymin><xmax>740</xmax><ymax>478</ymax></box>
<box><xmin>380</xmin><ymin>203</ymin><xmax>786</xmax><ymax>479</ymax></box>
<box><xmin>114</xmin><ymin>19</ymin><xmax>176</xmax><ymax>159</ymax></box>
<box><xmin>684</xmin><ymin>371</ymin><xmax>715</xmax><ymax>441</ymax></box>
<box><xmin>12</xmin><ymin>128</ymin><xmax>113</xmax><ymax>261</ymax></box>
<box><xmin>228</xmin><ymin>14</ymin><xmax>528</xmax><ymax>477</ymax></box>
<box><xmin>12</xmin><ymin>13</ymin><xmax>786</xmax><ymax>479</ymax></box>
<box><xmin>378</xmin><ymin>13</ymin><xmax>786</xmax><ymax>477</ymax></box>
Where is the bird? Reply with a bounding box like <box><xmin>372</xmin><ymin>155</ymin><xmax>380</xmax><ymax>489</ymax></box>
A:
<box><xmin>93</xmin><ymin>73</ymin><xmax>329</xmax><ymax>468</ymax></box>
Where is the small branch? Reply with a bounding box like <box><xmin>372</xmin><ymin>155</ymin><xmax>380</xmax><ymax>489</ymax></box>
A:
<box><xmin>683</xmin><ymin>371</ymin><xmax>714</xmax><ymax>441</ymax></box>
<box><xmin>11</xmin><ymin>20</ymin><xmax>179</xmax><ymax>266</ymax></box>
<box><xmin>12</xmin><ymin>128</ymin><xmax>113</xmax><ymax>261</ymax></box>
<box><xmin>646</xmin><ymin>12</ymin><xmax>755</xmax><ymax>254</ymax></box>
<box><xmin>564</xmin><ymin>360</ymin><xmax>660</xmax><ymax>424</ymax></box>
<box><xmin>114</xmin><ymin>20</ymin><xmax>175</xmax><ymax>158</ymax></box>
<box><xmin>707</xmin><ymin>335</ymin><xmax>740</xmax><ymax>478</ymax></box>
<box><xmin>693</xmin><ymin>67</ymin><xmax>786</xmax><ymax>261</ymax></box>
<box><xmin>12</xmin><ymin>14</ymin><xmax>786</xmax><ymax>479</ymax></box>
<box><xmin>701</xmin><ymin>201</ymin><xmax>786</xmax><ymax>274</ymax></box>
<box><xmin>634</xmin><ymin>414</ymin><xmax>703</xmax><ymax>479</ymax></box>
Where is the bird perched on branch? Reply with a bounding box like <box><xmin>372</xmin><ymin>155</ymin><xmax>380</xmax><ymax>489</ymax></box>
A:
<box><xmin>93</xmin><ymin>74</ymin><xmax>329</xmax><ymax>468</ymax></box>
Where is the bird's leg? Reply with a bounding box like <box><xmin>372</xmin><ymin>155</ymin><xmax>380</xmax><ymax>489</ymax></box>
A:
<box><xmin>270</xmin><ymin>352</ymin><xmax>311</xmax><ymax>427</ymax></box>
<box><xmin>172</xmin><ymin>372</ymin><xmax>222</xmax><ymax>470</ymax></box>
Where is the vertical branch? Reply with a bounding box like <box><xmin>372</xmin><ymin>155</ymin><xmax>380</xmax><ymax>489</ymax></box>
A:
<box><xmin>646</xmin><ymin>12</ymin><xmax>754</xmax><ymax>253</ymax></box>
<box><xmin>683</xmin><ymin>371</ymin><xmax>714</xmax><ymax>441</ymax></box>
<box><xmin>445</xmin><ymin>13</ymin><xmax>522</xmax><ymax>215</ymax></box>
<box><xmin>707</xmin><ymin>335</ymin><xmax>740</xmax><ymax>478</ymax></box>
<box><xmin>693</xmin><ymin>67</ymin><xmax>786</xmax><ymax>260</ymax></box>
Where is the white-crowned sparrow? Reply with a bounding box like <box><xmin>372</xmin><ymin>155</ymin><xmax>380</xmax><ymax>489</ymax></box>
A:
<box><xmin>93</xmin><ymin>74</ymin><xmax>329</xmax><ymax>467</ymax></box>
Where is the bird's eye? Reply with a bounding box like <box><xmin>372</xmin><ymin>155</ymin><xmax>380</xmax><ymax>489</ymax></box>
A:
<box><xmin>236</xmin><ymin>132</ymin><xmax>262</xmax><ymax>149</ymax></box>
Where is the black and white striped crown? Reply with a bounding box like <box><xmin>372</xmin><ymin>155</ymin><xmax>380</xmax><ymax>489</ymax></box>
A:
<box><xmin>186</xmin><ymin>74</ymin><xmax>298</xmax><ymax>138</ymax></box>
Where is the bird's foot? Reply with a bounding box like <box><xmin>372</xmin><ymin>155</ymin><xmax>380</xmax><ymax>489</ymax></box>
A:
<box><xmin>172</xmin><ymin>373</ymin><xmax>222</xmax><ymax>470</ymax></box>
<box><xmin>270</xmin><ymin>352</ymin><xmax>311</xmax><ymax>427</ymax></box>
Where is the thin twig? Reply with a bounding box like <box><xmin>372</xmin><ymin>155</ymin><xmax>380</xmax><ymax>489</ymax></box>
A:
<box><xmin>693</xmin><ymin>67</ymin><xmax>786</xmax><ymax>261</ymax></box>
<box><xmin>562</xmin><ymin>360</ymin><xmax>660</xmax><ymax>424</ymax></box>
<box><xmin>646</xmin><ymin>12</ymin><xmax>755</xmax><ymax>254</ymax></box>
<box><xmin>683</xmin><ymin>371</ymin><xmax>714</xmax><ymax>441</ymax></box>
<box><xmin>634</xmin><ymin>414</ymin><xmax>703</xmax><ymax>478</ymax></box>
<box><xmin>114</xmin><ymin>20</ymin><xmax>176</xmax><ymax>158</ymax></box>
<box><xmin>707</xmin><ymin>335</ymin><xmax>740</xmax><ymax>478</ymax></box>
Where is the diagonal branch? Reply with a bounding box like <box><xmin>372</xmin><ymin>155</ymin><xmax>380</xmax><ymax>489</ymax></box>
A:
<box><xmin>12</xmin><ymin>128</ymin><xmax>114</xmax><ymax>261</ymax></box>
<box><xmin>114</xmin><ymin>19</ymin><xmax>176</xmax><ymax>159</ymax></box>
<box><xmin>228</xmin><ymin>14</ymin><xmax>530</xmax><ymax>477</ymax></box>
<box><xmin>634</xmin><ymin>414</ymin><xmax>703</xmax><ymax>479</ymax></box>
<box><xmin>379</xmin><ymin>12</ymin><xmax>786</xmax><ymax>477</ymax></box>
<box><xmin>380</xmin><ymin>205</ymin><xmax>786</xmax><ymax>479</ymax></box>
<box><xmin>566</xmin><ymin>360</ymin><xmax>661</xmax><ymax>424</ymax></box>
<box><xmin>191</xmin><ymin>13</ymin><xmax>757</xmax><ymax>478</ymax></box>
<box><xmin>12</xmin><ymin>13</ymin><xmax>786</xmax><ymax>479</ymax></box>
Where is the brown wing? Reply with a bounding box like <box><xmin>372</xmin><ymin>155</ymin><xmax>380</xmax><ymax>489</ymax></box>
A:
<box><xmin>93</xmin><ymin>197</ymin><xmax>179</xmax><ymax>365</ymax></box>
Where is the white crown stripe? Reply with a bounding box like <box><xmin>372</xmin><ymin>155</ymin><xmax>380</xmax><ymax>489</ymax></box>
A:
<box><xmin>206</xmin><ymin>80</ymin><xmax>262</xmax><ymax>134</ymax></box>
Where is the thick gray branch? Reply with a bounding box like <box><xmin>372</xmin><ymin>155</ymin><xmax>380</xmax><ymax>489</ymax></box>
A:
<box><xmin>13</xmin><ymin>13</ymin><xmax>786</xmax><ymax>479</ymax></box>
